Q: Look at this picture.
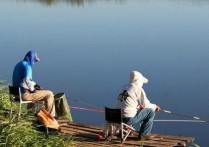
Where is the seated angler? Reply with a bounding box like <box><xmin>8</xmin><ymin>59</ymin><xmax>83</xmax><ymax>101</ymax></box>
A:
<box><xmin>12</xmin><ymin>51</ymin><xmax>55</xmax><ymax>116</ymax></box>
<box><xmin>115</xmin><ymin>70</ymin><xmax>161</xmax><ymax>138</ymax></box>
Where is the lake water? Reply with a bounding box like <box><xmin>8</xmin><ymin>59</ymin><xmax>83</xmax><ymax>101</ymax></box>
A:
<box><xmin>1</xmin><ymin>0</ymin><xmax>209</xmax><ymax>146</ymax></box>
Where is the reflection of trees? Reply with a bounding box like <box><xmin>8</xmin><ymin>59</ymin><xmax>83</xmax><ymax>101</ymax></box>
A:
<box><xmin>168</xmin><ymin>0</ymin><xmax>209</xmax><ymax>5</ymax></box>
<box><xmin>15</xmin><ymin>0</ymin><xmax>209</xmax><ymax>6</ymax></box>
<box><xmin>16</xmin><ymin>0</ymin><xmax>126</xmax><ymax>6</ymax></box>
<box><xmin>37</xmin><ymin>0</ymin><xmax>86</xmax><ymax>6</ymax></box>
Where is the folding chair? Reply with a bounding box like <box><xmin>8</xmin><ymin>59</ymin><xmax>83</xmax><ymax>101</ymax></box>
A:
<box><xmin>105</xmin><ymin>107</ymin><xmax>135</xmax><ymax>143</ymax></box>
<box><xmin>9</xmin><ymin>86</ymin><xmax>43</xmax><ymax>119</ymax></box>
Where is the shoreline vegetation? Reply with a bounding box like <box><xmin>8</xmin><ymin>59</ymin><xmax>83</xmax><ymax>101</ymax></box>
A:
<box><xmin>0</xmin><ymin>79</ymin><xmax>73</xmax><ymax>147</ymax></box>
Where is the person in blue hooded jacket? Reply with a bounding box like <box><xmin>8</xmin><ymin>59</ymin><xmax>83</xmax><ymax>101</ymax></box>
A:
<box><xmin>12</xmin><ymin>51</ymin><xmax>55</xmax><ymax>116</ymax></box>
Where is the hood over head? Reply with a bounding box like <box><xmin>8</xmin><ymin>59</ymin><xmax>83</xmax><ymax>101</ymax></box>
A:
<box><xmin>129</xmin><ymin>71</ymin><xmax>148</xmax><ymax>88</ymax></box>
<box><xmin>23</xmin><ymin>51</ymin><xmax>40</xmax><ymax>66</ymax></box>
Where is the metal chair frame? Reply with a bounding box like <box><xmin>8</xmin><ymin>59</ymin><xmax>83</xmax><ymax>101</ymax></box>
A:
<box><xmin>105</xmin><ymin>107</ymin><xmax>135</xmax><ymax>143</ymax></box>
<box><xmin>9</xmin><ymin>86</ymin><xmax>43</xmax><ymax>119</ymax></box>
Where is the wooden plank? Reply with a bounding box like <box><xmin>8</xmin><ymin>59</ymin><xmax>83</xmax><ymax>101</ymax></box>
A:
<box><xmin>61</xmin><ymin>130</ymin><xmax>184</xmax><ymax>147</ymax></box>
<box><xmin>60</xmin><ymin>129</ymin><xmax>98</xmax><ymax>140</ymax></box>
<box><xmin>102</xmin><ymin>135</ymin><xmax>183</xmax><ymax>147</ymax></box>
<box><xmin>60</xmin><ymin>126</ymin><xmax>99</xmax><ymax>136</ymax></box>
<box><xmin>56</xmin><ymin>118</ymin><xmax>70</xmax><ymax>126</ymax></box>
<box><xmin>118</xmin><ymin>135</ymin><xmax>180</xmax><ymax>146</ymax></box>
<box><xmin>146</xmin><ymin>137</ymin><xmax>186</xmax><ymax>145</ymax></box>
<box><xmin>61</xmin><ymin>131</ymin><xmax>184</xmax><ymax>147</ymax></box>
<box><xmin>66</xmin><ymin>123</ymin><xmax>194</xmax><ymax>141</ymax></box>
<box><xmin>58</xmin><ymin>122</ymin><xmax>194</xmax><ymax>147</ymax></box>
<box><xmin>69</xmin><ymin>135</ymin><xmax>122</xmax><ymax>147</ymax></box>
<box><xmin>56</xmin><ymin>118</ymin><xmax>70</xmax><ymax>123</ymax></box>
<box><xmin>142</xmin><ymin>140</ymin><xmax>177</xmax><ymax>147</ymax></box>
<box><xmin>110</xmin><ymin>139</ymin><xmax>174</xmax><ymax>147</ymax></box>
<box><xmin>74</xmin><ymin>140</ymin><xmax>116</xmax><ymax>147</ymax></box>
<box><xmin>60</xmin><ymin>129</ymin><xmax>78</xmax><ymax>135</ymax></box>
<box><xmin>60</xmin><ymin>125</ymin><xmax>102</xmax><ymax>134</ymax></box>
<box><xmin>61</xmin><ymin>128</ymin><xmax>137</xmax><ymax>146</ymax></box>
<box><xmin>129</xmin><ymin>135</ymin><xmax>186</xmax><ymax>147</ymax></box>
<box><xmin>102</xmin><ymin>137</ymin><xmax>170</xmax><ymax>147</ymax></box>
<box><xmin>149</xmin><ymin>134</ymin><xmax>194</xmax><ymax>142</ymax></box>
<box><xmin>68</xmin><ymin>122</ymin><xmax>103</xmax><ymax>130</ymax></box>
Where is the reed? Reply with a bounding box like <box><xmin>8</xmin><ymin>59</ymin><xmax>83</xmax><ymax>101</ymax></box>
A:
<box><xmin>0</xmin><ymin>79</ymin><xmax>73</xmax><ymax>147</ymax></box>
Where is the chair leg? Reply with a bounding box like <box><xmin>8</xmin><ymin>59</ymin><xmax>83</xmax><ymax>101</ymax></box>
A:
<box><xmin>121</xmin><ymin>123</ymin><xmax>124</xmax><ymax>143</ymax></box>
<box><xmin>10</xmin><ymin>101</ymin><xmax>13</xmax><ymax>119</ymax></box>
<box><xmin>46</xmin><ymin>127</ymin><xmax>49</xmax><ymax>136</ymax></box>
<box><xmin>106</xmin><ymin>126</ymin><xmax>120</xmax><ymax>141</ymax></box>
<box><xmin>36</xmin><ymin>101</ymin><xmax>44</xmax><ymax>112</ymax></box>
<box><xmin>36</xmin><ymin>103</ymin><xmax>39</xmax><ymax>111</ymax></box>
<box><xmin>123</xmin><ymin>130</ymin><xmax>132</xmax><ymax>143</ymax></box>
<box><xmin>37</xmin><ymin>102</ymin><xmax>40</xmax><ymax>112</ymax></box>
<box><xmin>121</xmin><ymin>123</ymin><xmax>135</xmax><ymax>143</ymax></box>
<box><xmin>18</xmin><ymin>103</ymin><xmax>21</xmax><ymax>120</ymax></box>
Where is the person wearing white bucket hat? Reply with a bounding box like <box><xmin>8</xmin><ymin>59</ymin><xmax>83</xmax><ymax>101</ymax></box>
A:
<box><xmin>115</xmin><ymin>70</ymin><xmax>161</xmax><ymax>138</ymax></box>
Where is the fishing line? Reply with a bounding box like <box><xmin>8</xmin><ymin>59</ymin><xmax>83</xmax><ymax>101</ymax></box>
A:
<box><xmin>69</xmin><ymin>106</ymin><xmax>104</xmax><ymax>113</ymax></box>
<box><xmin>68</xmin><ymin>97</ymin><xmax>103</xmax><ymax>110</ymax></box>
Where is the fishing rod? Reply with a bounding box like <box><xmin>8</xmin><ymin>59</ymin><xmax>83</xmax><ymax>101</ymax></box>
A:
<box><xmin>69</xmin><ymin>106</ymin><xmax>208</xmax><ymax>123</ymax></box>
<box><xmin>154</xmin><ymin>119</ymin><xmax>207</xmax><ymax>123</ymax></box>
<box><xmin>67</xmin><ymin>97</ymin><xmax>209</xmax><ymax>122</ymax></box>
<box><xmin>160</xmin><ymin>109</ymin><xmax>208</xmax><ymax>122</ymax></box>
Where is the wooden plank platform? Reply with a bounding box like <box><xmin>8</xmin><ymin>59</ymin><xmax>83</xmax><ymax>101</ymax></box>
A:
<box><xmin>56</xmin><ymin>119</ymin><xmax>195</xmax><ymax>147</ymax></box>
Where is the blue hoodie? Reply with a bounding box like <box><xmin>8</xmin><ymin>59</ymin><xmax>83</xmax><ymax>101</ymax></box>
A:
<box><xmin>23</xmin><ymin>51</ymin><xmax>39</xmax><ymax>66</ymax></box>
<box><xmin>12</xmin><ymin>51</ymin><xmax>39</xmax><ymax>94</ymax></box>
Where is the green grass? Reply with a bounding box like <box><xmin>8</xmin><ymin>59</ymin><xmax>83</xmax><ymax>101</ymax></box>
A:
<box><xmin>0</xmin><ymin>79</ymin><xmax>73</xmax><ymax>147</ymax></box>
<box><xmin>0</xmin><ymin>123</ymin><xmax>73</xmax><ymax>147</ymax></box>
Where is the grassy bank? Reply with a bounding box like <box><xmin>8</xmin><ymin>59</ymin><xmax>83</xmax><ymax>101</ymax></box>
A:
<box><xmin>0</xmin><ymin>80</ymin><xmax>73</xmax><ymax>147</ymax></box>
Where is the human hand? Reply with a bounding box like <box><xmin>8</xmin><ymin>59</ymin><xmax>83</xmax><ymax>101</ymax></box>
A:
<box><xmin>30</xmin><ymin>89</ymin><xmax>37</xmax><ymax>93</ymax></box>
<box><xmin>35</xmin><ymin>84</ymin><xmax>42</xmax><ymax>90</ymax></box>
<box><xmin>156</xmin><ymin>105</ymin><xmax>161</xmax><ymax>112</ymax></box>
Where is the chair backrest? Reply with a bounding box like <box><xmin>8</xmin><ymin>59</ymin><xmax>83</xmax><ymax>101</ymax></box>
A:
<box><xmin>105</xmin><ymin>107</ymin><xmax>122</xmax><ymax>124</ymax></box>
<box><xmin>9</xmin><ymin>86</ymin><xmax>22</xmax><ymax>101</ymax></box>
<box><xmin>9</xmin><ymin>86</ymin><xmax>20</xmax><ymax>95</ymax></box>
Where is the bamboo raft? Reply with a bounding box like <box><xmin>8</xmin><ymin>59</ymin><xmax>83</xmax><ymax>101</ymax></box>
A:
<box><xmin>56</xmin><ymin>119</ymin><xmax>195</xmax><ymax>147</ymax></box>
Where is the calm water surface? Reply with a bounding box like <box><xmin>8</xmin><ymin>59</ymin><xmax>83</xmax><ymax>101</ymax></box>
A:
<box><xmin>1</xmin><ymin>0</ymin><xmax>209</xmax><ymax>146</ymax></box>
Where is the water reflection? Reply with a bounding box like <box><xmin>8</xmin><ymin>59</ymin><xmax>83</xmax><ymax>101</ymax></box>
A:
<box><xmin>15</xmin><ymin>0</ymin><xmax>126</xmax><ymax>6</ymax></box>
<box><xmin>13</xmin><ymin>0</ymin><xmax>209</xmax><ymax>6</ymax></box>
